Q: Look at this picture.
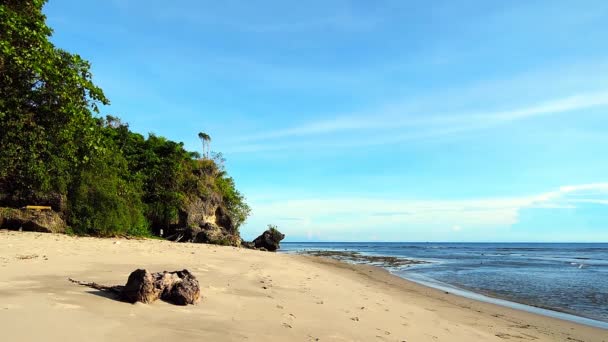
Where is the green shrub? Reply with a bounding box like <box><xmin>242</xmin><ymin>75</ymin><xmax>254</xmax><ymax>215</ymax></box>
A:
<box><xmin>68</xmin><ymin>149</ymin><xmax>149</xmax><ymax>237</ymax></box>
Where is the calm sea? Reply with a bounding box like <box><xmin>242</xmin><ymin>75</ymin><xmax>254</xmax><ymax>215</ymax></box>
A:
<box><xmin>281</xmin><ymin>242</ymin><xmax>608</xmax><ymax>328</ymax></box>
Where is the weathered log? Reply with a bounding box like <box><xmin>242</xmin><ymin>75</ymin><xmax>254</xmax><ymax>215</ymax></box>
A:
<box><xmin>68</xmin><ymin>278</ymin><xmax>123</xmax><ymax>295</ymax></box>
<box><xmin>69</xmin><ymin>269</ymin><xmax>200</xmax><ymax>305</ymax></box>
<box><xmin>162</xmin><ymin>270</ymin><xmax>201</xmax><ymax>305</ymax></box>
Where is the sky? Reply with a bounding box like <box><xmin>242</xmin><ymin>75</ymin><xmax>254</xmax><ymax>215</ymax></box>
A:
<box><xmin>43</xmin><ymin>0</ymin><xmax>608</xmax><ymax>242</ymax></box>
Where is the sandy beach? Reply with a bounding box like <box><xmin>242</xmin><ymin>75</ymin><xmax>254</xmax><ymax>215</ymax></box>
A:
<box><xmin>0</xmin><ymin>230</ymin><xmax>605</xmax><ymax>342</ymax></box>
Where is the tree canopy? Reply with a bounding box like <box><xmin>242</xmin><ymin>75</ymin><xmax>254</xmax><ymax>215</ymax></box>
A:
<box><xmin>0</xmin><ymin>0</ymin><xmax>250</xmax><ymax>237</ymax></box>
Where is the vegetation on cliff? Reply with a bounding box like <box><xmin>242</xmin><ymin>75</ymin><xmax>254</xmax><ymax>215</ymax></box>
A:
<box><xmin>0</xmin><ymin>0</ymin><xmax>250</xmax><ymax>237</ymax></box>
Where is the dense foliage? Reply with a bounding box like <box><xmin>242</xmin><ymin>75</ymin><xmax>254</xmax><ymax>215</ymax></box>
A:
<box><xmin>0</xmin><ymin>0</ymin><xmax>250</xmax><ymax>236</ymax></box>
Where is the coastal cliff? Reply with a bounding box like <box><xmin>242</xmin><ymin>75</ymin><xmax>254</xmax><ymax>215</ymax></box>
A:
<box><xmin>0</xmin><ymin>151</ymin><xmax>248</xmax><ymax>246</ymax></box>
<box><xmin>0</xmin><ymin>1</ymin><xmax>249</xmax><ymax>241</ymax></box>
<box><xmin>165</xmin><ymin>192</ymin><xmax>242</xmax><ymax>246</ymax></box>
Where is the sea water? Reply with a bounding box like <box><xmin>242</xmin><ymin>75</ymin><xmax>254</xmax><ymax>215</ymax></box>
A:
<box><xmin>281</xmin><ymin>242</ymin><xmax>608</xmax><ymax>328</ymax></box>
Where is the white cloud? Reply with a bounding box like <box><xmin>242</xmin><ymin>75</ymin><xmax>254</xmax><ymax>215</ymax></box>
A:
<box><xmin>488</xmin><ymin>91</ymin><xmax>608</xmax><ymax>122</ymax></box>
<box><xmin>242</xmin><ymin>90</ymin><xmax>608</xmax><ymax>141</ymax></box>
<box><xmin>228</xmin><ymin>90</ymin><xmax>608</xmax><ymax>152</ymax></box>
<box><xmin>569</xmin><ymin>199</ymin><xmax>608</xmax><ymax>205</ymax></box>
<box><xmin>242</xmin><ymin>182</ymin><xmax>608</xmax><ymax>239</ymax></box>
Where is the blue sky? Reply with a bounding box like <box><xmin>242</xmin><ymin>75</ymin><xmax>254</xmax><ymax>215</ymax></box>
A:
<box><xmin>44</xmin><ymin>0</ymin><xmax>608</xmax><ymax>242</ymax></box>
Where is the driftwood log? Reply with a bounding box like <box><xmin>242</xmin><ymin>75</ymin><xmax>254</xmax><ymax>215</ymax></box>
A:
<box><xmin>69</xmin><ymin>269</ymin><xmax>200</xmax><ymax>305</ymax></box>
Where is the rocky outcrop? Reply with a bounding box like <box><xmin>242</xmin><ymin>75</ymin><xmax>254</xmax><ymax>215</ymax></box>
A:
<box><xmin>0</xmin><ymin>207</ymin><xmax>66</xmax><ymax>233</ymax></box>
<box><xmin>69</xmin><ymin>269</ymin><xmax>200</xmax><ymax>305</ymax></box>
<box><xmin>251</xmin><ymin>227</ymin><xmax>285</xmax><ymax>252</ymax></box>
<box><xmin>164</xmin><ymin>195</ymin><xmax>240</xmax><ymax>246</ymax></box>
<box><xmin>183</xmin><ymin>222</ymin><xmax>241</xmax><ymax>246</ymax></box>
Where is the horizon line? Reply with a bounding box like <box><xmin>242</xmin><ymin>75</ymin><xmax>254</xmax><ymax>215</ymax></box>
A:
<box><xmin>280</xmin><ymin>241</ymin><xmax>608</xmax><ymax>244</ymax></box>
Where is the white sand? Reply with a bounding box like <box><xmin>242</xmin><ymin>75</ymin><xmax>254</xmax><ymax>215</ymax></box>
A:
<box><xmin>0</xmin><ymin>230</ymin><xmax>605</xmax><ymax>341</ymax></box>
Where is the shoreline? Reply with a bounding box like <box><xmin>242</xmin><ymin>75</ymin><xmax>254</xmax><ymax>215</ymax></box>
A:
<box><xmin>299</xmin><ymin>255</ymin><xmax>608</xmax><ymax>340</ymax></box>
<box><xmin>1</xmin><ymin>230</ymin><xmax>606</xmax><ymax>341</ymax></box>
<box><xmin>394</xmin><ymin>270</ymin><xmax>608</xmax><ymax>330</ymax></box>
<box><xmin>285</xmin><ymin>246</ymin><xmax>608</xmax><ymax>328</ymax></box>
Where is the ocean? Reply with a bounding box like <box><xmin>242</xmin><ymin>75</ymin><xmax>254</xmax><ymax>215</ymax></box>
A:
<box><xmin>281</xmin><ymin>242</ymin><xmax>608</xmax><ymax>329</ymax></box>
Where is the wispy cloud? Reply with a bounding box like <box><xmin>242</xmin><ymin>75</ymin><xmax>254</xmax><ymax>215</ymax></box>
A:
<box><xmin>226</xmin><ymin>90</ymin><xmax>608</xmax><ymax>153</ymax></box>
<box><xmin>488</xmin><ymin>91</ymin><xmax>608</xmax><ymax>121</ymax></box>
<box><xmin>239</xmin><ymin>90</ymin><xmax>608</xmax><ymax>142</ymax></box>
<box><xmin>242</xmin><ymin>183</ymin><xmax>608</xmax><ymax>239</ymax></box>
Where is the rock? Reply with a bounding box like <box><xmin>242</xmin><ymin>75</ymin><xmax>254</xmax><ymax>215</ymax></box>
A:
<box><xmin>163</xmin><ymin>270</ymin><xmax>201</xmax><ymax>305</ymax></box>
<box><xmin>240</xmin><ymin>238</ymin><xmax>254</xmax><ymax>249</ymax></box>
<box><xmin>0</xmin><ymin>192</ymin><xmax>67</xmax><ymax>213</ymax></box>
<box><xmin>73</xmin><ymin>269</ymin><xmax>200</xmax><ymax>305</ymax></box>
<box><xmin>252</xmin><ymin>227</ymin><xmax>285</xmax><ymax>252</ymax></box>
<box><xmin>163</xmin><ymin>195</ymin><xmax>241</xmax><ymax>247</ymax></box>
<box><xmin>0</xmin><ymin>207</ymin><xmax>66</xmax><ymax>233</ymax></box>
<box><xmin>193</xmin><ymin>222</ymin><xmax>233</xmax><ymax>245</ymax></box>
<box><xmin>167</xmin><ymin>221</ymin><xmax>240</xmax><ymax>247</ymax></box>
<box><xmin>213</xmin><ymin>206</ymin><xmax>235</xmax><ymax>234</ymax></box>
<box><xmin>122</xmin><ymin>269</ymin><xmax>200</xmax><ymax>305</ymax></box>
<box><xmin>179</xmin><ymin>195</ymin><xmax>235</xmax><ymax>233</ymax></box>
<box><xmin>122</xmin><ymin>269</ymin><xmax>159</xmax><ymax>304</ymax></box>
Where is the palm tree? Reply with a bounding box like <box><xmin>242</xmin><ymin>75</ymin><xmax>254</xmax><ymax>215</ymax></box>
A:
<box><xmin>197</xmin><ymin>132</ymin><xmax>211</xmax><ymax>159</ymax></box>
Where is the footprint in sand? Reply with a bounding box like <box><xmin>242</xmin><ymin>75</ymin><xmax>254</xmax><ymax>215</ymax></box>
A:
<box><xmin>375</xmin><ymin>328</ymin><xmax>391</xmax><ymax>335</ymax></box>
<box><xmin>281</xmin><ymin>313</ymin><xmax>296</xmax><ymax>320</ymax></box>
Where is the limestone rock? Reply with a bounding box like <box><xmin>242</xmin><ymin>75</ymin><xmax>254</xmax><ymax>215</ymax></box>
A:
<box><xmin>252</xmin><ymin>227</ymin><xmax>285</xmax><ymax>252</ymax></box>
<box><xmin>163</xmin><ymin>195</ymin><xmax>241</xmax><ymax>246</ymax></box>
<box><xmin>0</xmin><ymin>207</ymin><xmax>66</xmax><ymax>233</ymax></box>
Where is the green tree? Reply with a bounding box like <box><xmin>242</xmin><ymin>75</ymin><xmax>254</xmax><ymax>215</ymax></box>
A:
<box><xmin>68</xmin><ymin>144</ymin><xmax>148</xmax><ymax>236</ymax></box>
<box><xmin>197</xmin><ymin>132</ymin><xmax>211</xmax><ymax>159</ymax></box>
<box><xmin>0</xmin><ymin>0</ymin><xmax>108</xmax><ymax>206</ymax></box>
<box><xmin>215</xmin><ymin>173</ymin><xmax>251</xmax><ymax>231</ymax></box>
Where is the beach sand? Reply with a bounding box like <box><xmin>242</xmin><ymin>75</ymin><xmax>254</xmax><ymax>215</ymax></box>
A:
<box><xmin>0</xmin><ymin>230</ymin><xmax>605</xmax><ymax>342</ymax></box>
